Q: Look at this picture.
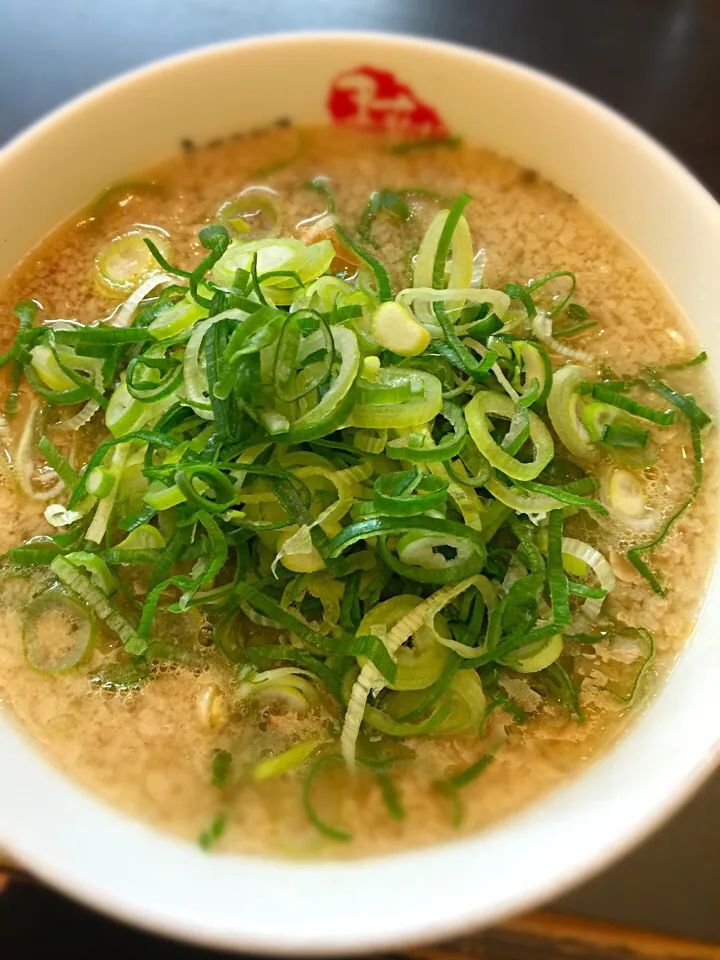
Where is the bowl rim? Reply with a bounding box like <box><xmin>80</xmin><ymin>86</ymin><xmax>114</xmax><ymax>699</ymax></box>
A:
<box><xmin>1</xmin><ymin>28</ymin><xmax>719</xmax><ymax>955</ymax></box>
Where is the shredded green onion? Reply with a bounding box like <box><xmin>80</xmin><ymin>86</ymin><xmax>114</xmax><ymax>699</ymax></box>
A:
<box><xmin>591</xmin><ymin>384</ymin><xmax>676</xmax><ymax>426</ymax></box>
<box><xmin>627</xmin><ymin>423</ymin><xmax>704</xmax><ymax>594</ymax></box>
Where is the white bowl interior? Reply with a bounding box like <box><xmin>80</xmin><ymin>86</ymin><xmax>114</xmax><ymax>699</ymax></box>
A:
<box><xmin>0</xmin><ymin>33</ymin><xmax>719</xmax><ymax>954</ymax></box>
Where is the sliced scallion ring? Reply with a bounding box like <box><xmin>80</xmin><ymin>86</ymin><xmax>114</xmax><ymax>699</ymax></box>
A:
<box><xmin>385</xmin><ymin>401</ymin><xmax>467</xmax><ymax>463</ymax></box>
<box><xmin>273</xmin><ymin>326</ymin><xmax>361</xmax><ymax>441</ymax></box>
<box><xmin>356</xmin><ymin>596</ymin><xmax>449</xmax><ymax>691</ymax></box>
<box><xmin>547</xmin><ymin>365</ymin><xmax>601</xmax><ymax>461</ymax></box>
<box><xmin>251</xmin><ymin>739</ymin><xmax>321</xmax><ymax>781</ymax></box>
<box><xmin>413</xmin><ymin>209</ymin><xmax>474</xmax><ymax>320</ymax></box>
<box><xmin>512</xmin><ymin>340</ymin><xmax>552</xmax><ymax>405</ymax></box>
<box><xmin>465</xmin><ymin>390</ymin><xmax>554</xmax><ymax>481</ymax></box>
<box><xmin>106</xmin><ymin>380</ymin><xmax>175</xmax><ymax>437</ymax></box>
<box><xmin>349</xmin><ymin>368</ymin><xmax>442</xmax><ymax>430</ymax></box>
<box><xmin>217</xmin><ymin>186</ymin><xmax>281</xmax><ymax>239</ymax></box>
<box><xmin>126</xmin><ymin>347</ymin><xmax>183</xmax><ymax>403</ymax></box>
<box><xmin>213</xmin><ymin>238</ymin><xmax>335</xmax><ymax>305</ymax></box>
<box><xmin>147</xmin><ymin>296</ymin><xmax>207</xmax><ymax>341</ymax></box>
<box><xmin>373</xmin><ymin>469</ymin><xmax>448</xmax><ymax>517</ymax></box>
<box><xmin>23</xmin><ymin>589</ymin><xmax>95</xmax><ymax>673</ymax></box>
<box><xmin>95</xmin><ymin>227</ymin><xmax>172</xmax><ymax>298</ymax></box>
<box><xmin>86</xmin><ymin>466</ymin><xmax>115</xmax><ymax>498</ymax></box>
<box><xmin>503</xmin><ymin>632</ymin><xmax>563</xmax><ymax>673</ymax></box>
<box><xmin>598</xmin><ymin>465</ymin><xmax>656</xmax><ymax>532</ymax></box>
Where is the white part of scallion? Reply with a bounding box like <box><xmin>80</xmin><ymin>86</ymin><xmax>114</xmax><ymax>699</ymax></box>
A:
<box><xmin>599</xmin><ymin>466</ymin><xmax>656</xmax><ymax>532</ymax></box>
<box><xmin>110</xmin><ymin>272</ymin><xmax>177</xmax><ymax>328</ymax></box>
<box><xmin>372</xmin><ymin>301</ymin><xmax>431</xmax><ymax>357</ymax></box>
<box><xmin>562</xmin><ymin>537</ymin><xmax>615</xmax><ymax>624</ymax></box>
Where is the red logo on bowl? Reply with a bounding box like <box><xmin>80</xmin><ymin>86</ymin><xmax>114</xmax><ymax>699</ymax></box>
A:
<box><xmin>327</xmin><ymin>65</ymin><xmax>448</xmax><ymax>138</ymax></box>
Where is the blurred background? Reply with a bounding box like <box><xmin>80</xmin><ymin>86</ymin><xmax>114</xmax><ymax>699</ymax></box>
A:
<box><xmin>1</xmin><ymin>0</ymin><xmax>719</xmax><ymax>955</ymax></box>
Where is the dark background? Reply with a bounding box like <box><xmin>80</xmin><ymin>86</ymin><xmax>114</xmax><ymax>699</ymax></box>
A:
<box><xmin>1</xmin><ymin>0</ymin><xmax>720</xmax><ymax>954</ymax></box>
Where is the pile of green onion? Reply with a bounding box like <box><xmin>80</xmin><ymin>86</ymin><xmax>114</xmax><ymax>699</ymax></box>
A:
<box><xmin>1</xmin><ymin>181</ymin><xmax>711</xmax><ymax>844</ymax></box>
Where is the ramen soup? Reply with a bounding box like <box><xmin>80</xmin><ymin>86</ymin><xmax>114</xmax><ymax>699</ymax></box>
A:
<box><xmin>0</xmin><ymin>126</ymin><xmax>715</xmax><ymax>858</ymax></box>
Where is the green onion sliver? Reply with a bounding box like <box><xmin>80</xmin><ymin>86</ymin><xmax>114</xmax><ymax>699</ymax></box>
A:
<box><xmin>275</xmin><ymin>326</ymin><xmax>361</xmax><ymax>441</ymax></box>
<box><xmin>641</xmin><ymin>375</ymin><xmax>712</xmax><ymax>428</ymax></box>
<box><xmin>38</xmin><ymin>435</ymin><xmax>79</xmax><ymax>491</ymax></box>
<box><xmin>591</xmin><ymin>384</ymin><xmax>676</xmax><ymax>426</ymax></box>
<box><xmin>252</xmin><ymin>739</ymin><xmax>322</xmax><ymax>782</ymax></box>
<box><xmin>626</xmin><ymin>422</ymin><xmax>703</xmax><ymax>595</ymax></box>
<box><xmin>50</xmin><ymin>556</ymin><xmax>145</xmax><ymax>653</ymax></box>
<box><xmin>349</xmin><ymin>368</ymin><xmax>442</xmax><ymax>430</ymax></box>
<box><xmin>547</xmin><ymin>510</ymin><xmax>570</xmax><ymax>627</ymax></box>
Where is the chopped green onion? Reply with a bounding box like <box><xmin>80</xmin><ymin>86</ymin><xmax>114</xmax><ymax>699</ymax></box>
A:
<box><xmin>446</xmin><ymin>751</ymin><xmax>495</xmax><ymax>790</ymax></box>
<box><xmin>86</xmin><ymin>466</ymin><xmax>115</xmax><ymax>498</ymax></box>
<box><xmin>5</xmin><ymin>300</ymin><xmax>39</xmax><ymax>416</ymax></box>
<box><xmin>385</xmin><ymin>401</ymin><xmax>467</xmax><ymax>462</ymax></box>
<box><xmin>329</xmin><ymin>515</ymin><xmax>487</xmax><ymax>585</ymax></box>
<box><xmin>174</xmin><ymin>464</ymin><xmax>236</xmax><ymax>514</ymax></box>
<box><xmin>198</xmin><ymin>813</ymin><xmax>227</xmax><ymax>851</ymax></box>
<box><xmin>37</xmin><ymin>435</ymin><xmax>79</xmax><ymax>491</ymax></box>
<box><xmin>501</xmin><ymin>403</ymin><xmax>530</xmax><ymax>457</ymax></box>
<box><xmin>217</xmin><ymin>186</ymin><xmax>281</xmax><ymax>239</ymax></box>
<box><xmin>646</xmin><ymin>351</ymin><xmax>707</xmax><ymax>374</ymax></box>
<box><xmin>516</xmin><ymin>478</ymin><xmax>607</xmax><ymax>515</ymax></box>
<box><xmin>537</xmin><ymin>662</ymin><xmax>585</xmax><ymax>723</ymax></box>
<box><xmin>236</xmin><ymin>582</ymin><xmax>397</xmax><ymax>683</ymax></box>
<box><xmin>512</xmin><ymin>340</ymin><xmax>552</xmax><ymax>405</ymax></box>
<box><xmin>554</xmin><ymin>319</ymin><xmax>598</xmax><ymax>338</ymax></box>
<box><xmin>211</xmin><ymin>749</ymin><xmax>232</xmax><ymax>788</ymax></box>
<box><xmin>375</xmin><ymin>771</ymin><xmax>405</xmax><ymax>820</ymax></box>
<box><xmin>50</xmin><ymin>556</ymin><xmax>144</xmax><ymax>653</ymax></box>
<box><xmin>349</xmin><ymin>368</ymin><xmax>442</xmax><ymax>430</ymax></box>
<box><xmin>2</xmin><ymin>179</ymin><xmax>710</xmax><ymax>841</ymax></box>
<box><xmin>601</xmin><ymin>423</ymin><xmax>649</xmax><ymax>448</ymax></box>
<box><xmin>528</xmin><ymin>271</ymin><xmax>576</xmax><ymax>318</ymax></box>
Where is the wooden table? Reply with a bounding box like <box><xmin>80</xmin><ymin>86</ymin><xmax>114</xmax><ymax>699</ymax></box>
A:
<box><xmin>2</xmin><ymin>862</ymin><xmax>720</xmax><ymax>958</ymax></box>
<box><xmin>2</xmin><ymin>0</ymin><xmax>720</xmax><ymax>955</ymax></box>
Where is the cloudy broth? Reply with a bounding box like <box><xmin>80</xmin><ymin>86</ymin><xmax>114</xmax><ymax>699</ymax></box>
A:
<box><xmin>0</xmin><ymin>125</ymin><xmax>714</xmax><ymax>858</ymax></box>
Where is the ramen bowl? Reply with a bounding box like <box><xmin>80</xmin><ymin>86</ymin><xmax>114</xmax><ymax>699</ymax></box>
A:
<box><xmin>0</xmin><ymin>31</ymin><xmax>719</xmax><ymax>954</ymax></box>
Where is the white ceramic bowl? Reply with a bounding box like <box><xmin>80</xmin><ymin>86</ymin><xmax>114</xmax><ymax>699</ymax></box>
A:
<box><xmin>0</xmin><ymin>31</ymin><xmax>719</xmax><ymax>955</ymax></box>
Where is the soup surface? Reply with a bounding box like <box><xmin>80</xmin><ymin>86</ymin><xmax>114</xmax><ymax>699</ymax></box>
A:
<box><xmin>0</xmin><ymin>125</ymin><xmax>715</xmax><ymax>858</ymax></box>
